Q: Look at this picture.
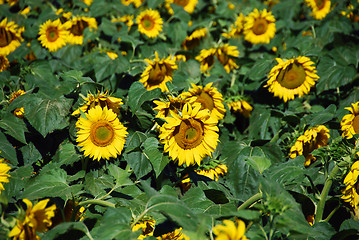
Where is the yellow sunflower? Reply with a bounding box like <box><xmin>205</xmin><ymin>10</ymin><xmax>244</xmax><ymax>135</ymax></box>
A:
<box><xmin>182</xmin><ymin>27</ymin><xmax>207</xmax><ymax>50</ymax></box>
<box><xmin>159</xmin><ymin>103</ymin><xmax>219</xmax><ymax>166</ymax></box>
<box><xmin>227</xmin><ymin>99</ymin><xmax>253</xmax><ymax>118</ymax></box>
<box><xmin>265</xmin><ymin>56</ymin><xmax>319</xmax><ymax>102</ymax></box>
<box><xmin>38</xmin><ymin>19</ymin><xmax>69</xmax><ymax>52</ymax></box>
<box><xmin>156</xmin><ymin>227</ymin><xmax>189</xmax><ymax>240</ymax></box>
<box><xmin>289</xmin><ymin>125</ymin><xmax>330</xmax><ymax>167</ymax></box>
<box><xmin>341</xmin><ymin>101</ymin><xmax>359</xmax><ymax>139</ymax></box>
<box><xmin>183</xmin><ymin>82</ymin><xmax>226</xmax><ymax>121</ymax></box>
<box><xmin>136</xmin><ymin>9</ymin><xmax>163</xmax><ymax>38</ymax></box>
<box><xmin>140</xmin><ymin>51</ymin><xmax>178</xmax><ymax>92</ymax></box>
<box><xmin>342</xmin><ymin>161</ymin><xmax>359</xmax><ymax>210</ymax></box>
<box><xmin>9</xmin><ymin>89</ymin><xmax>26</xmax><ymax>119</ymax></box>
<box><xmin>215</xmin><ymin>44</ymin><xmax>239</xmax><ymax>73</ymax></box>
<box><xmin>112</xmin><ymin>15</ymin><xmax>135</xmax><ymax>31</ymax></box>
<box><xmin>64</xmin><ymin>16</ymin><xmax>98</xmax><ymax>45</ymax></box>
<box><xmin>0</xmin><ymin>18</ymin><xmax>24</xmax><ymax>56</ymax></box>
<box><xmin>72</xmin><ymin>90</ymin><xmax>123</xmax><ymax>116</ymax></box>
<box><xmin>243</xmin><ymin>8</ymin><xmax>276</xmax><ymax>44</ymax></box>
<box><xmin>305</xmin><ymin>0</ymin><xmax>331</xmax><ymax>20</ymax></box>
<box><xmin>0</xmin><ymin>156</ymin><xmax>11</xmax><ymax>194</ymax></box>
<box><xmin>76</xmin><ymin>105</ymin><xmax>128</xmax><ymax>161</ymax></box>
<box><xmin>153</xmin><ymin>94</ymin><xmax>189</xmax><ymax>119</ymax></box>
<box><xmin>0</xmin><ymin>55</ymin><xmax>9</xmax><ymax>72</ymax></box>
<box><xmin>212</xmin><ymin>219</ymin><xmax>249</xmax><ymax>240</ymax></box>
<box><xmin>132</xmin><ymin>219</ymin><xmax>156</xmax><ymax>239</ymax></box>
<box><xmin>165</xmin><ymin>0</ymin><xmax>198</xmax><ymax>15</ymax></box>
<box><xmin>81</xmin><ymin>0</ymin><xmax>93</xmax><ymax>6</ymax></box>
<box><xmin>195</xmin><ymin>48</ymin><xmax>217</xmax><ymax>74</ymax></box>
<box><xmin>222</xmin><ymin>13</ymin><xmax>245</xmax><ymax>39</ymax></box>
<box><xmin>196</xmin><ymin>163</ymin><xmax>228</xmax><ymax>181</ymax></box>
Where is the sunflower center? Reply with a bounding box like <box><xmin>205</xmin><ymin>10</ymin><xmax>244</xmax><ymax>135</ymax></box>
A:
<box><xmin>277</xmin><ymin>62</ymin><xmax>306</xmax><ymax>89</ymax></box>
<box><xmin>46</xmin><ymin>27</ymin><xmax>59</xmax><ymax>42</ymax></box>
<box><xmin>352</xmin><ymin>115</ymin><xmax>359</xmax><ymax>134</ymax></box>
<box><xmin>196</xmin><ymin>92</ymin><xmax>214</xmax><ymax>111</ymax></box>
<box><xmin>70</xmin><ymin>20</ymin><xmax>89</xmax><ymax>36</ymax></box>
<box><xmin>252</xmin><ymin>18</ymin><xmax>268</xmax><ymax>35</ymax></box>
<box><xmin>174</xmin><ymin>119</ymin><xmax>204</xmax><ymax>149</ymax></box>
<box><xmin>142</xmin><ymin>17</ymin><xmax>155</xmax><ymax>30</ymax></box>
<box><xmin>315</xmin><ymin>0</ymin><xmax>325</xmax><ymax>9</ymax></box>
<box><xmin>90</xmin><ymin>121</ymin><xmax>115</xmax><ymax>147</ymax></box>
<box><xmin>148</xmin><ymin>63</ymin><xmax>167</xmax><ymax>85</ymax></box>
<box><xmin>174</xmin><ymin>0</ymin><xmax>189</xmax><ymax>7</ymax></box>
<box><xmin>0</xmin><ymin>28</ymin><xmax>14</xmax><ymax>47</ymax></box>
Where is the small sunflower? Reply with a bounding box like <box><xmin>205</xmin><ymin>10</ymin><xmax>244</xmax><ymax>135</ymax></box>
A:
<box><xmin>183</xmin><ymin>82</ymin><xmax>226</xmax><ymax>121</ymax></box>
<box><xmin>72</xmin><ymin>90</ymin><xmax>123</xmax><ymax>116</ymax></box>
<box><xmin>265</xmin><ymin>56</ymin><xmax>319</xmax><ymax>102</ymax></box>
<box><xmin>289</xmin><ymin>125</ymin><xmax>330</xmax><ymax>167</ymax></box>
<box><xmin>136</xmin><ymin>9</ymin><xmax>163</xmax><ymax>38</ymax></box>
<box><xmin>222</xmin><ymin>13</ymin><xmax>245</xmax><ymax>39</ymax></box>
<box><xmin>0</xmin><ymin>156</ymin><xmax>11</xmax><ymax>194</ymax></box>
<box><xmin>140</xmin><ymin>51</ymin><xmax>178</xmax><ymax>92</ymax></box>
<box><xmin>156</xmin><ymin>227</ymin><xmax>189</xmax><ymax>240</ymax></box>
<box><xmin>227</xmin><ymin>99</ymin><xmax>253</xmax><ymax>118</ymax></box>
<box><xmin>342</xmin><ymin>161</ymin><xmax>359</xmax><ymax>210</ymax></box>
<box><xmin>196</xmin><ymin>163</ymin><xmax>228</xmax><ymax>181</ymax></box>
<box><xmin>195</xmin><ymin>48</ymin><xmax>217</xmax><ymax>74</ymax></box>
<box><xmin>341</xmin><ymin>101</ymin><xmax>359</xmax><ymax>139</ymax></box>
<box><xmin>9</xmin><ymin>89</ymin><xmax>26</xmax><ymax>119</ymax></box>
<box><xmin>153</xmin><ymin>94</ymin><xmax>189</xmax><ymax>119</ymax></box>
<box><xmin>112</xmin><ymin>15</ymin><xmax>135</xmax><ymax>31</ymax></box>
<box><xmin>305</xmin><ymin>0</ymin><xmax>331</xmax><ymax>20</ymax></box>
<box><xmin>132</xmin><ymin>219</ymin><xmax>156</xmax><ymax>239</ymax></box>
<box><xmin>182</xmin><ymin>28</ymin><xmax>207</xmax><ymax>50</ymax></box>
<box><xmin>215</xmin><ymin>44</ymin><xmax>239</xmax><ymax>73</ymax></box>
<box><xmin>0</xmin><ymin>55</ymin><xmax>9</xmax><ymax>72</ymax></box>
<box><xmin>64</xmin><ymin>16</ymin><xmax>98</xmax><ymax>45</ymax></box>
<box><xmin>159</xmin><ymin>103</ymin><xmax>219</xmax><ymax>166</ymax></box>
<box><xmin>0</xmin><ymin>18</ymin><xmax>24</xmax><ymax>56</ymax></box>
<box><xmin>243</xmin><ymin>8</ymin><xmax>276</xmax><ymax>44</ymax></box>
<box><xmin>165</xmin><ymin>0</ymin><xmax>198</xmax><ymax>15</ymax></box>
<box><xmin>76</xmin><ymin>105</ymin><xmax>128</xmax><ymax>161</ymax></box>
<box><xmin>38</xmin><ymin>19</ymin><xmax>69</xmax><ymax>52</ymax></box>
<box><xmin>212</xmin><ymin>219</ymin><xmax>249</xmax><ymax>240</ymax></box>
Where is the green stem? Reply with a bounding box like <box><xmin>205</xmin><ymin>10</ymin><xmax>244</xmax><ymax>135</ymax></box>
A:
<box><xmin>78</xmin><ymin>199</ymin><xmax>116</xmax><ymax>208</ymax></box>
<box><xmin>238</xmin><ymin>192</ymin><xmax>263</xmax><ymax>211</ymax></box>
<box><xmin>323</xmin><ymin>205</ymin><xmax>340</xmax><ymax>223</ymax></box>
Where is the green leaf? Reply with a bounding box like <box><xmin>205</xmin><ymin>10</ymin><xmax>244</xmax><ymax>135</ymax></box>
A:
<box><xmin>3</xmin><ymin>165</ymin><xmax>33</xmax><ymax>202</ymax></box>
<box><xmin>123</xmin><ymin>151</ymin><xmax>153</xmax><ymax>179</ymax></box>
<box><xmin>246</xmin><ymin>59</ymin><xmax>273</xmax><ymax>81</ymax></box>
<box><xmin>246</xmin><ymin>156</ymin><xmax>271</xmax><ymax>174</ymax></box>
<box><xmin>125</xmin><ymin>131</ymin><xmax>148</xmax><ymax>153</ymax></box>
<box><xmin>0</xmin><ymin>114</ymin><xmax>28</xmax><ymax>144</ymax></box>
<box><xmin>20</xmin><ymin>143</ymin><xmax>42</xmax><ymax>165</ymax></box>
<box><xmin>84</xmin><ymin>170</ymin><xmax>114</xmax><ymax>197</ymax></box>
<box><xmin>53</xmin><ymin>142</ymin><xmax>80</xmax><ymax>167</ymax></box>
<box><xmin>0</xmin><ymin>131</ymin><xmax>17</xmax><ymax>165</ymax></box>
<box><xmin>127</xmin><ymin>81</ymin><xmax>161</xmax><ymax>114</ymax></box>
<box><xmin>142</xmin><ymin>137</ymin><xmax>169</xmax><ymax>177</ymax></box>
<box><xmin>42</xmin><ymin>222</ymin><xmax>92</xmax><ymax>240</ymax></box>
<box><xmin>107</xmin><ymin>164</ymin><xmax>133</xmax><ymax>187</ymax></box>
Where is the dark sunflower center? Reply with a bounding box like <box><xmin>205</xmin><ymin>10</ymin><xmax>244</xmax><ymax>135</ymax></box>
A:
<box><xmin>143</xmin><ymin>222</ymin><xmax>154</xmax><ymax>235</ymax></box>
<box><xmin>196</xmin><ymin>92</ymin><xmax>214</xmax><ymax>111</ymax></box>
<box><xmin>174</xmin><ymin>119</ymin><xmax>204</xmax><ymax>149</ymax></box>
<box><xmin>90</xmin><ymin>121</ymin><xmax>115</xmax><ymax>147</ymax></box>
<box><xmin>148</xmin><ymin>63</ymin><xmax>167</xmax><ymax>85</ymax></box>
<box><xmin>70</xmin><ymin>20</ymin><xmax>89</xmax><ymax>36</ymax></box>
<box><xmin>277</xmin><ymin>61</ymin><xmax>306</xmax><ymax>89</ymax></box>
<box><xmin>252</xmin><ymin>18</ymin><xmax>268</xmax><ymax>35</ymax></box>
<box><xmin>142</xmin><ymin>17</ymin><xmax>155</xmax><ymax>30</ymax></box>
<box><xmin>174</xmin><ymin>0</ymin><xmax>189</xmax><ymax>7</ymax></box>
<box><xmin>353</xmin><ymin>115</ymin><xmax>359</xmax><ymax>134</ymax></box>
<box><xmin>315</xmin><ymin>0</ymin><xmax>325</xmax><ymax>9</ymax></box>
<box><xmin>46</xmin><ymin>27</ymin><xmax>59</xmax><ymax>42</ymax></box>
<box><xmin>0</xmin><ymin>27</ymin><xmax>14</xmax><ymax>47</ymax></box>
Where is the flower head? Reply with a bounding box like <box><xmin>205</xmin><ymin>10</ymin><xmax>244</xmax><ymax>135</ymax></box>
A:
<box><xmin>222</xmin><ymin>13</ymin><xmax>245</xmax><ymax>39</ymax></box>
<box><xmin>9</xmin><ymin>89</ymin><xmax>26</xmax><ymax>119</ymax></box>
<box><xmin>305</xmin><ymin>0</ymin><xmax>331</xmax><ymax>20</ymax></box>
<box><xmin>227</xmin><ymin>99</ymin><xmax>253</xmax><ymax>118</ymax></box>
<box><xmin>341</xmin><ymin>101</ymin><xmax>359</xmax><ymax>139</ymax></box>
<box><xmin>0</xmin><ymin>18</ymin><xmax>24</xmax><ymax>56</ymax></box>
<box><xmin>182</xmin><ymin>28</ymin><xmax>207</xmax><ymax>50</ymax></box>
<box><xmin>132</xmin><ymin>219</ymin><xmax>156</xmax><ymax>239</ymax></box>
<box><xmin>0</xmin><ymin>156</ymin><xmax>10</xmax><ymax>194</ymax></box>
<box><xmin>153</xmin><ymin>94</ymin><xmax>189</xmax><ymax>119</ymax></box>
<box><xmin>212</xmin><ymin>219</ymin><xmax>249</xmax><ymax>240</ymax></box>
<box><xmin>342</xmin><ymin>161</ymin><xmax>359</xmax><ymax>210</ymax></box>
<box><xmin>156</xmin><ymin>227</ymin><xmax>189</xmax><ymax>240</ymax></box>
<box><xmin>195</xmin><ymin>48</ymin><xmax>217</xmax><ymax>74</ymax></box>
<box><xmin>64</xmin><ymin>16</ymin><xmax>97</xmax><ymax>45</ymax></box>
<box><xmin>165</xmin><ymin>0</ymin><xmax>198</xmax><ymax>15</ymax></box>
<box><xmin>38</xmin><ymin>19</ymin><xmax>68</xmax><ymax>52</ymax></box>
<box><xmin>0</xmin><ymin>55</ymin><xmax>9</xmax><ymax>72</ymax></box>
<box><xmin>215</xmin><ymin>44</ymin><xmax>239</xmax><ymax>73</ymax></box>
<box><xmin>136</xmin><ymin>9</ymin><xmax>163</xmax><ymax>38</ymax></box>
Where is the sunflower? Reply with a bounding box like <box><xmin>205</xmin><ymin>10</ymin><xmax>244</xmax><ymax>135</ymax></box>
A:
<box><xmin>156</xmin><ymin>227</ymin><xmax>189</xmax><ymax>240</ymax></box>
<box><xmin>136</xmin><ymin>9</ymin><xmax>163</xmax><ymax>38</ymax></box>
<box><xmin>305</xmin><ymin>0</ymin><xmax>331</xmax><ymax>20</ymax></box>
<box><xmin>243</xmin><ymin>8</ymin><xmax>276</xmax><ymax>44</ymax></box>
<box><xmin>196</xmin><ymin>163</ymin><xmax>228</xmax><ymax>181</ymax></box>
<box><xmin>341</xmin><ymin>101</ymin><xmax>359</xmax><ymax>139</ymax></box>
<box><xmin>72</xmin><ymin>90</ymin><xmax>123</xmax><ymax>116</ymax></box>
<box><xmin>132</xmin><ymin>219</ymin><xmax>156</xmax><ymax>239</ymax></box>
<box><xmin>215</xmin><ymin>44</ymin><xmax>239</xmax><ymax>73</ymax></box>
<box><xmin>76</xmin><ymin>105</ymin><xmax>128</xmax><ymax>161</ymax></box>
<box><xmin>341</xmin><ymin>161</ymin><xmax>359</xmax><ymax>210</ymax></box>
<box><xmin>159</xmin><ymin>103</ymin><xmax>219</xmax><ymax>166</ymax></box>
<box><xmin>289</xmin><ymin>125</ymin><xmax>330</xmax><ymax>167</ymax></box>
<box><xmin>112</xmin><ymin>15</ymin><xmax>135</xmax><ymax>31</ymax></box>
<box><xmin>81</xmin><ymin>0</ymin><xmax>93</xmax><ymax>6</ymax></box>
<box><xmin>265</xmin><ymin>56</ymin><xmax>319</xmax><ymax>102</ymax></box>
<box><xmin>0</xmin><ymin>156</ymin><xmax>11</xmax><ymax>194</ymax></box>
<box><xmin>38</xmin><ymin>19</ymin><xmax>69</xmax><ymax>52</ymax></box>
<box><xmin>212</xmin><ymin>219</ymin><xmax>249</xmax><ymax>240</ymax></box>
<box><xmin>183</xmin><ymin>82</ymin><xmax>226</xmax><ymax>121</ymax></box>
<box><xmin>165</xmin><ymin>0</ymin><xmax>198</xmax><ymax>15</ymax></box>
<box><xmin>227</xmin><ymin>99</ymin><xmax>253</xmax><ymax>118</ymax></box>
<box><xmin>0</xmin><ymin>18</ymin><xmax>24</xmax><ymax>56</ymax></box>
<box><xmin>51</xmin><ymin>200</ymin><xmax>85</xmax><ymax>228</ymax></box>
<box><xmin>222</xmin><ymin>13</ymin><xmax>245</xmax><ymax>39</ymax></box>
<box><xmin>195</xmin><ymin>48</ymin><xmax>217</xmax><ymax>74</ymax></box>
<box><xmin>64</xmin><ymin>16</ymin><xmax>98</xmax><ymax>45</ymax></box>
<box><xmin>182</xmin><ymin>27</ymin><xmax>207</xmax><ymax>50</ymax></box>
<box><xmin>153</xmin><ymin>94</ymin><xmax>189</xmax><ymax>119</ymax></box>
<box><xmin>140</xmin><ymin>51</ymin><xmax>178</xmax><ymax>92</ymax></box>
<box><xmin>9</xmin><ymin>89</ymin><xmax>26</xmax><ymax>119</ymax></box>
<box><xmin>0</xmin><ymin>55</ymin><xmax>9</xmax><ymax>72</ymax></box>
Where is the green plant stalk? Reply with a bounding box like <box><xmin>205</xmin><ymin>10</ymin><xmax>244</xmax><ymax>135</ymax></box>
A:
<box><xmin>237</xmin><ymin>192</ymin><xmax>263</xmax><ymax>211</ymax></box>
<box><xmin>78</xmin><ymin>199</ymin><xmax>116</xmax><ymax>208</ymax></box>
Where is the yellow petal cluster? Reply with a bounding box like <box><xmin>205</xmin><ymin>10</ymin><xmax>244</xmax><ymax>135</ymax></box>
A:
<box><xmin>341</xmin><ymin>101</ymin><xmax>359</xmax><ymax>139</ymax></box>
<box><xmin>222</xmin><ymin>13</ymin><xmax>245</xmax><ymax>39</ymax></box>
<box><xmin>38</xmin><ymin>19</ymin><xmax>69</xmax><ymax>52</ymax></box>
<box><xmin>156</xmin><ymin>227</ymin><xmax>189</xmax><ymax>240</ymax></box>
<box><xmin>212</xmin><ymin>219</ymin><xmax>248</xmax><ymax>240</ymax></box>
<box><xmin>64</xmin><ymin>16</ymin><xmax>98</xmax><ymax>45</ymax></box>
<box><xmin>342</xmin><ymin>161</ymin><xmax>359</xmax><ymax>210</ymax></box>
<box><xmin>0</xmin><ymin>55</ymin><xmax>9</xmax><ymax>72</ymax></box>
<box><xmin>305</xmin><ymin>0</ymin><xmax>331</xmax><ymax>20</ymax></box>
<box><xmin>165</xmin><ymin>0</ymin><xmax>198</xmax><ymax>15</ymax></box>
<box><xmin>132</xmin><ymin>219</ymin><xmax>156</xmax><ymax>239</ymax></box>
<box><xmin>227</xmin><ymin>100</ymin><xmax>253</xmax><ymax>118</ymax></box>
<box><xmin>182</xmin><ymin>28</ymin><xmax>207</xmax><ymax>50</ymax></box>
<box><xmin>0</xmin><ymin>18</ymin><xmax>24</xmax><ymax>56</ymax></box>
<box><xmin>0</xmin><ymin>156</ymin><xmax>11</xmax><ymax>194</ymax></box>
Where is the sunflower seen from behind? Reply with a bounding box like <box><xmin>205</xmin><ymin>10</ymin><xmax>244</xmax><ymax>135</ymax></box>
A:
<box><xmin>265</xmin><ymin>56</ymin><xmax>319</xmax><ymax>102</ymax></box>
<box><xmin>341</xmin><ymin>101</ymin><xmax>359</xmax><ymax>139</ymax></box>
<box><xmin>212</xmin><ymin>219</ymin><xmax>249</xmax><ymax>240</ymax></box>
<box><xmin>305</xmin><ymin>0</ymin><xmax>331</xmax><ymax>20</ymax></box>
<box><xmin>243</xmin><ymin>8</ymin><xmax>276</xmax><ymax>44</ymax></box>
<box><xmin>38</xmin><ymin>19</ymin><xmax>69</xmax><ymax>52</ymax></box>
<box><xmin>76</xmin><ymin>105</ymin><xmax>128</xmax><ymax>161</ymax></box>
<box><xmin>0</xmin><ymin>18</ymin><xmax>24</xmax><ymax>56</ymax></box>
<box><xmin>64</xmin><ymin>16</ymin><xmax>97</xmax><ymax>45</ymax></box>
<box><xmin>195</xmin><ymin>48</ymin><xmax>217</xmax><ymax>74</ymax></box>
<box><xmin>136</xmin><ymin>9</ymin><xmax>163</xmax><ymax>38</ymax></box>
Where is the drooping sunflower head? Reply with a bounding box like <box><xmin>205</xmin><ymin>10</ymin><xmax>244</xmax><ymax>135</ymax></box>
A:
<box><xmin>195</xmin><ymin>48</ymin><xmax>217</xmax><ymax>74</ymax></box>
<box><xmin>212</xmin><ymin>219</ymin><xmax>249</xmax><ymax>240</ymax></box>
<box><xmin>0</xmin><ymin>55</ymin><xmax>9</xmax><ymax>72</ymax></box>
<box><xmin>132</xmin><ymin>218</ymin><xmax>156</xmax><ymax>239</ymax></box>
<box><xmin>38</xmin><ymin>19</ymin><xmax>69</xmax><ymax>52</ymax></box>
<box><xmin>342</xmin><ymin>161</ymin><xmax>359</xmax><ymax>210</ymax></box>
<box><xmin>140</xmin><ymin>52</ymin><xmax>178</xmax><ymax>92</ymax></box>
<box><xmin>265</xmin><ymin>56</ymin><xmax>319</xmax><ymax>102</ymax></box>
<box><xmin>289</xmin><ymin>125</ymin><xmax>330</xmax><ymax>166</ymax></box>
<box><xmin>76</xmin><ymin>105</ymin><xmax>128</xmax><ymax>161</ymax></box>
<box><xmin>0</xmin><ymin>157</ymin><xmax>11</xmax><ymax>194</ymax></box>
<box><xmin>195</xmin><ymin>161</ymin><xmax>228</xmax><ymax>181</ymax></box>
<box><xmin>182</xmin><ymin>27</ymin><xmax>207</xmax><ymax>50</ymax></box>
<box><xmin>64</xmin><ymin>16</ymin><xmax>98</xmax><ymax>45</ymax></box>
<box><xmin>222</xmin><ymin>13</ymin><xmax>245</xmax><ymax>39</ymax></box>
<box><xmin>136</xmin><ymin>9</ymin><xmax>163</xmax><ymax>38</ymax></box>
<box><xmin>156</xmin><ymin>227</ymin><xmax>189</xmax><ymax>240</ymax></box>
<box><xmin>0</xmin><ymin>18</ymin><xmax>24</xmax><ymax>56</ymax></box>
<box><xmin>165</xmin><ymin>0</ymin><xmax>198</xmax><ymax>15</ymax></box>
<box><xmin>159</xmin><ymin>103</ymin><xmax>219</xmax><ymax>166</ymax></box>
<box><xmin>305</xmin><ymin>0</ymin><xmax>331</xmax><ymax>20</ymax></box>
<box><xmin>153</xmin><ymin>94</ymin><xmax>189</xmax><ymax>119</ymax></box>
<box><xmin>341</xmin><ymin>101</ymin><xmax>359</xmax><ymax>139</ymax></box>
<box><xmin>243</xmin><ymin>8</ymin><xmax>276</xmax><ymax>44</ymax></box>
<box><xmin>215</xmin><ymin>44</ymin><xmax>239</xmax><ymax>73</ymax></box>
<box><xmin>183</xmin><ymin>82</ymin><xmax>226</xmax><ymax>121</ymax></box>
<box><xmin>227</xmin><ymin>99</ymin><xmax>253</xmax><ymax>118</ymax></box>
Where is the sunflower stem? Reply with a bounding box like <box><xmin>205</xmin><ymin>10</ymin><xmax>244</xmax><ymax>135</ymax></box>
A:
<box><xmin>323</xmin><ymin>204</ymin><xmax>340</xmax><ymax>223</ymax></box>
<box><xmin>237</xmin><ymin>192</ymin><xmax>263</xmax><ymax>211</ymax></box>
<box><xmin>78</xmin><ymin>199</ymin><xmax>116</xmax><ymax>208</ymax></box>
<box><xmin>310</xmin><ymin>25</ymin><xmax>316</xmax><ymax>39</ymax></box>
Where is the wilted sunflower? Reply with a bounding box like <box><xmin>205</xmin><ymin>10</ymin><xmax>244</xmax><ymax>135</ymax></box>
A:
<box><xmin>0</xmin><ymin>155</ymin><xmax>11</xmax><ymax>194</ymax></box>
<box><xmin>159</xmin><ymin>103</ymin><xmax>219</xmax><ymax>166</ymax></box>
<box><xmin>153</xmin><ymin>94</ymin><xmax>189</xmax><ymax>119</ymax></box>
<box><xmin>156</xmin><ymin>227</ymin><xmax>189</xmax><ymax>240</ymax></box>
<box><xmin>64</xmin><ymin>16</ymin><xmax>97</xmax><ymax>45</ymax></box>
<box><xmin>76</xmin><ymin>105</ymin><xmax>128</xmax><ymax>161</ymax></box>
<box><xmin>222</xmin><ymin>13</ymin><xmax>245</xmax><ymax>39</ymax></box>
<box><xmin>72</xmin><ymin>90</ymin><xmax>123</xmax><ymax>116</ymax></box>
<box><xmin>136</xmin><ymin>9</ymin><xmax>163</xmax><ymax>38</ymax></box>
<box><xmin>182</xmin><ymin>28</ymin><xmax>207</xmax><ymax>50</ymax></box>
<box><xmin>341</xmin><ymin>101</ymin><xmax>359</xmax><ymax>139</ymax></box>
<box><xmin>183</xmin><ymin>82</ymin><xmax>226</xmax><ymax>121</ymax></box>
<box><xmin>38</xmin><ymin>19</ymin><xmax>69</xmax><ymax>52</ymax></box>
<box><xmin>289</xmin><ymin>125</ymin><xmax>330</xmax><ymax>167</ymax></box>
<box><xmin>342</xmin><ymin>161</ymin><xmax>359</xmax><ymax>210</ymax></box>
<box><xmin>227</xmin><ymin>99</ymin><xmax>253</xmax><ymax>118</ymax></box>
<box><xmin>215</xmin><ymin>44</ymin><xmax>239</xmax><ymax>73</ymax></box>
<box><xmin>265</xmin><ymin>56</ymin><xmax>319</xmax><ymax>102</ymax></box>
<box><xmin>212</xmin><ymin>219</ymin><xmax>249</xmax><ymax>240</ymax></box>
<box><xmin>0</xmin><ymin>55</ymin><xmax>9</xmax><ymax>72</ymax></box>
<box><xmin>243</xmin><ymin>8</ymin><xmax>276</xmax><ymax>44</ymax></box>
<box><xmin>0</xmin><ymin>18</ymin><xmax>24</xmax><ymax>56</ymax></box>
<box><xmin>140</xmin><ymin>51</ymin><xmax>178</xmax><ymax>92</ymax></box>
<box><xmin>165</xmin><ymin>0</ymin><xmax>198</xmax><ymax>14</ymax></box>
<box><xmin>195</xmin><ymin>48</ymin><xmax>217</xmax><ymax>74</ymax></box>
<box><xmin>305</xmin><ymin>0</ymin><xmax>331</xmax><ymax>20</ymax></box>
<box><xmin>132</xmin><ymin>219</ymin><xmax>155</xmax><ymax>239</ymax></box>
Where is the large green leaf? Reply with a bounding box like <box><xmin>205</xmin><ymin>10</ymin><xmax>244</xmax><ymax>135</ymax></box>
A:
<box><xmin>84</xmin><ymin>170</ymin><xmax>114</xmax><ymax>197</ymax></box>
<box><xmin>0</xmin><ymin>114</ymin><xmax>28</xmax><ymax>144</ymax></box>
<box><xmin>142</xmin><ymin>137</ymin><xmax>169</xmax><ymax>177</ymax></box>
<box><xmin>42</xmin><ymin>222</ymin><xmax>93</xmax><ymax>240</ymax></box>
<box><xmin>127</xmin><ymin>81</ymin><xmax>161</xmax><ymax>114</ymax></box>
<box><xmin>53</xmin><ymin>142</ymin><xmax>80</xmax><ymax>167</ymax></box>
<box><xmin>0</xmin><ymin>131</ymin><xmax>17</xmax><ymax>165</ymax></box>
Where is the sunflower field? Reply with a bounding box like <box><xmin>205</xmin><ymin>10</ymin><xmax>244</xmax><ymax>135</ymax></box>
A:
<box><xmin>1</xmin><ymin>0</ymin><xmax>359</xmax><ymax>239</ymax></box>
